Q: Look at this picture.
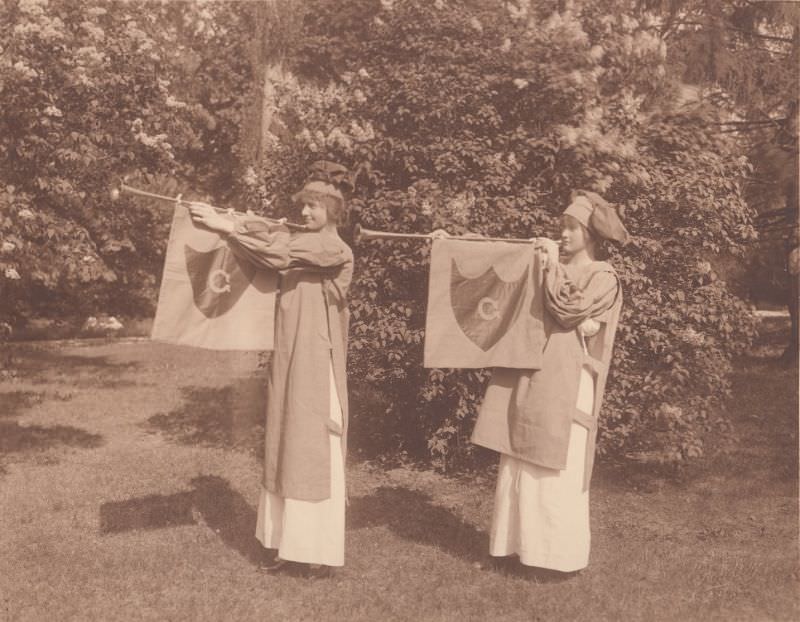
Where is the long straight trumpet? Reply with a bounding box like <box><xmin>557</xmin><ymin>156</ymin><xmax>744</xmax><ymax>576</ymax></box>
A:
<box><xmin>354</xmin><ymin>224</ymin><xmax>532</xmax><ymax>244</ymax></box>
<box><xmin>114</xmin><ymin>183</ymin><xmax>308</xmax><ymax>231</ymax></box>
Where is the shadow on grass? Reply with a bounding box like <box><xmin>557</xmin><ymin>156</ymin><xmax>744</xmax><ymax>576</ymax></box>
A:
<box><xmin>8</xmin><ymin>345</ymin><xmax>142</xmax><ymax>387</ymax></box>
<box><xmin>191</xmin><ymin>475</ymin><xmax>264</xmax><ymax>564</ymax></box>
<box><xmin>0</xmin><ymin>390</ymin><xmax>44</xmax><ymax>419</ymax></box>
<box><xmin>0</xmin><ymin>391</ymin><xmax>103</xmax><ymax>475</ymax></box>
<box><xmin>0</xmin><ymin>421</ymin><xmax>103</xmax><ymax>453</ymax></box>
<box><xmin>348</xmin><ymin>485</ymin><xmax>487</xmax><ymax>565</ymax></box>
<box><xmin>99</xmin><ymin>475</ymin><xmax>264</xmax><ymax>565</ymax></box>
<box><xmin>144</xmin><ymin>379</ymin><xmax>266</xmax><ymax>456</ymax></box>
<box><xmin>100</xmin><ymin>491</ymin><xmax>196</xmax><ymax>533</ymax></box>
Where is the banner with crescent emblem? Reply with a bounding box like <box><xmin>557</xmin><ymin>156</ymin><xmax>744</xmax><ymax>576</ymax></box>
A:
<box><xmin>151</xmin><ymin>205</ymin><xmax>279</xmax><ymax>350</ymax></box>
<box><xmin>424</xmin><ymin>239</ymin><xmax>545</xmax><ymax>369</ymax></box>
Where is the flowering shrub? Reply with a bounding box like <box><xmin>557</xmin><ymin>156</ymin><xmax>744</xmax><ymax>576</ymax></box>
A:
<box><xmin>285</xmin><ymin>0</ymin><xmax>758</xmax><ymax>468</ymax></box>
<box><xmin>0</xmin><ymin>0</ymin><xmax>252</xmax><ymax>329</ymax></box>
<box><xmin>0</xmin><ymin>0</ymin><xmax>762</xmax><ymax>468</ymax></box>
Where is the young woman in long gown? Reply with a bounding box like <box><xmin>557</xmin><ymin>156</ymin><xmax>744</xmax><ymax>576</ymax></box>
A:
<box><xmin>188</xmin><ymin>170</ymin><xmax>353</xmax><ymax>578</ymax></box>
<box><xmin>471</xmin><ymin>191</ymin><xmax>628</xmax><ymax>574</ymax></box>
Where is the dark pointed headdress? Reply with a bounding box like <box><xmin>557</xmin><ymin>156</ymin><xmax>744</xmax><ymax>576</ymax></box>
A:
<box><xmin>564</xmin><ymin>190</ymin><xmax>630</xmax><ymax>244</ymax></box>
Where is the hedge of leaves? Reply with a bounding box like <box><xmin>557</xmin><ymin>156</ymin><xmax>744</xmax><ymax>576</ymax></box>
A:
<box><xmin>1</xmin><ymin>0</ymin><xmax>761</xmax><ymax>468</ymax></box>
<box><xmin>274</xmin><ymin>0</ymin><xmax>759</xmax><ymax>467</ymax></box>
<box><xmin>0</xmin><ymin>0</ymin><xmax>252</xmax><ymax>324</ymax></box>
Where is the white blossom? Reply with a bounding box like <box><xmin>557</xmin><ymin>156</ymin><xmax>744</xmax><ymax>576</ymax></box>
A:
<box><xmin>243</xmin><ymin>166</ymin><xmax>258</xmax><ymax>187</ymax></box>
<box><xmin>558</xmin><ymin>125</ymin><xmax>579</xmax><ymax>146</ymax></box>
<box><xmin>513</xmin><ymin>78</ymin><xmax>529</xmax><ymax>89</ymax></box>
<box><xmin>658</xmin><ymin>40</ymin><xmax>668</xmax><ymax>60</ymax></box>
<box><xmin>165</xmin><ymin>95</ymin><xmax>187</xmax><ymax>109</ymax></box>
<box><xmin>1</xmin><ymin>242</ymin><xmax>15</xmax><ymax>253</ymax></box>
<box><xmin>12</xmin><ymin>61</ymin><xmax>38</xmax><ymax>80</ymax></box>
<box><xmin>697</xmin><ymin>260</ymin><xmax>712</xmax><ymax>275</ymax></box>
<box><xmin>81</xmin><ymin>21</ymin><xmax>105</xmax><ymax>41</ymax></box>
<box><xmin>507</xmin><ymin>1</ymin><xmax>529</xmax><ymax>21</ymax></box>
<box><xmin>622</xmin><ymin>34</ymin><xmax>634</xmax><ymax>56</ymax></box>
<box><xmin>677</xmin><ymin>327</ymin><xmax>705</xmax><ymax>346</ymax></box>
<box><xmin>43</xmin><ymin>105</ymin><xmax>63</xmax><ymax>117</ymax></box>
<box><xmin>4</xmin><ymin>268</ymin><xmax>21</xmax><ymax>280</ymax></box>
<box><xmin>620</xmin><ymin>15</ymin><xmax>639</xmax><ymax>32</ymax></box>
<box><xmin>18</xmin><ymin>0</ymin><xmax>47</xmax><ymax>17</ymax></box>
<box><xmin>469</xmin><ymin>17</ymin><xmax>483</xmax><ymax>33</ymax></box>
<box><xmin>327</xmin><ymin>128</ymin><xmax>352</xmax><ymax>150</ymax></box>
<box><xmin>18</xmin><ymin>208</ymin><xmax>34</xmax><ymax>219</ymax></box>
<box><xmin>358</xmin><ymin>68</ymin><xmax>370</xmax><ymax>79</ymax></box>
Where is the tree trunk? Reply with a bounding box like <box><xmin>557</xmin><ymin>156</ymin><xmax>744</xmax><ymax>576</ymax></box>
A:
<box><xmin>241</xmin><ymin>0</ymin><xmax>302</xmax><ymax>169</ymax></box>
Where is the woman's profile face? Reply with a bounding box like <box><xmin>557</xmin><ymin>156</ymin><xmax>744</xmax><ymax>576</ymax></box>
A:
<box><xmin>301</xmin><ymin>200</ymin><xmax>329</xmax><ymax>231</ymax></box>
<box><xmin>560</xmin><ymin>215</ymin><xmax>591</xmax><ymax>256</ymax></box>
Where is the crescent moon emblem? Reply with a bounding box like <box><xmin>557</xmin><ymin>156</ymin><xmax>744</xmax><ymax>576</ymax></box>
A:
<box><xmin>477</xmin><ymin>297</ymin><xmax>500</xmax><ymax>321</ymax></box>
<box><xmin>208</xmin><ymin>269</ymin><xmax>232</xmax><ymax>294</ymax></box>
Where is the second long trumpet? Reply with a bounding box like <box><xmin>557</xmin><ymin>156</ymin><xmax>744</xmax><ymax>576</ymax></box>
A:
<box><xmin>114</xmin><ymin>183</ymin><xmax>308</xmax><ymax>231</ymax></box>
<box><xmin>354</xmin><ymin>224</ymin><xmax>533</xmax><ymax>244</ymax></box>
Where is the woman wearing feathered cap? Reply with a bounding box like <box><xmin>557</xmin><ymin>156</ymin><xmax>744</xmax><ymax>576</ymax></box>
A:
<box><xmin>188</xmin><ymin>161</ymin><xmax>354</xmax><ymax>578</ymax></box>
<box><xmin>471</xmin><ymin>190</ymin><xmax>628</xmax><ymax>575</ymax></box>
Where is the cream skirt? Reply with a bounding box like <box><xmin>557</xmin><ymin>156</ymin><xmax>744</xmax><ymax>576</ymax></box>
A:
<box><xmin>255</xmin><ymin>361</ymin><xmax>346</xmax><ymax>566</ymax></box>
<box><xmin>489</xmin><ymin>366</ymin><xmax>594</xmax><ymax>572</ymax></box>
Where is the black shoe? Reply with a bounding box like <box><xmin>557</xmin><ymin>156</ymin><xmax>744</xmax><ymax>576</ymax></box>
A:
<box><xmin>303</xmin><ymin>564</ymin><xmax>334</xmax><ymax>579</ymax></box>
<box><xmin>483</xmin><ymin>555</ymin><xmax>518</xmax><ymax>573</ymax></box>
<box><xmin>257</xmin><ymin>549</ymin><xmax>285</xmax><ymax>572</ymax></box>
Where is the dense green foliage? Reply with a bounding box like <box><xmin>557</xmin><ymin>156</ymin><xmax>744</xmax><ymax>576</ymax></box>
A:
<box><xmin>0</xmin><ymin>0</ymin><xmax>252</xmax><ymax>324</ymax></box>
<box><xmin>2</xmin><ymin>0</ymin><xmax>796</xmax><ymax>467</ymax></box>
<box><xmin>271</xmin><ymin>0</ymin><xmax>763</xmax><ymax>466</ymax></box>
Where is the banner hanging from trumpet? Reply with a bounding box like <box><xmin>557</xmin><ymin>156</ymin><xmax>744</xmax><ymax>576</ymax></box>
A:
<box><xmin>151</xmin><ymin>205</ymin><xmax>279</xmax><ymax>351</ymax></box>
<box><xmin>424</xmin><ymin>239</ymin><xmax>546</xmax><ymax>369</ymax></box>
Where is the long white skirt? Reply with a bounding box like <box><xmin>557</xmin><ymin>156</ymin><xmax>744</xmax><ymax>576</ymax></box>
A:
<box><xmin>255</xmin><ymin>361</ymin><xmax>346</xmax><ymax>567</ymax></box>
<box><xmin>489</xmin><ymin>367</ymin><xmax>595</xmax><ymax>572</ymax></box>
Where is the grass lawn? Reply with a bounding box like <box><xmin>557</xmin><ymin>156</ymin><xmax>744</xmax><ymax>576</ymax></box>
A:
<box><xmin>0</xmin><ymin>321</ymin><xmax>797</xmax><ymax>621</ymax></box>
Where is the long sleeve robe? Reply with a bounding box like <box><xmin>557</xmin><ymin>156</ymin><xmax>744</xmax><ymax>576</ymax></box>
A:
<box><xmin>471</xmin><ymin>259</ymin><xmax>622</xmax><ymax>489</ymax></box>
<box><xmin>227</xmin><ymin>218</ymin><xmax>353</xmax><ymax>501</ymax></box>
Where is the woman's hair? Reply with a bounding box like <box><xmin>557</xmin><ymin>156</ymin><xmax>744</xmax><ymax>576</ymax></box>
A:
<box><xmin>321</xmin><ymin>192</ymin><xmax>347</xmax><ymax>226</ymax></box>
